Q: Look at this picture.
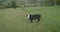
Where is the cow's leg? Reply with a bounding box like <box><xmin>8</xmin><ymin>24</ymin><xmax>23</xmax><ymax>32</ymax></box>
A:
<box><xmin>38</xmin><ymin>18</ymin><xmax>40</xmax><ymax>22</ymax></box>
<box><xmin>30</xmin><ymin>19</ymin><xmax>33</xmax><ymax>23</ymax></box>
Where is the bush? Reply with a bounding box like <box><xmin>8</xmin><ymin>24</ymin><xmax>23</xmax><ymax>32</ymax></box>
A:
<box><xmin>11</xmin><ymin>1</ymin><xmax>17</xmax><ymax>9</ymax></box>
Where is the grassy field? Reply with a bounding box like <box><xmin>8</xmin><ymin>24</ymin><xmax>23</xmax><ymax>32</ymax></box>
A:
<box><xmin>0</xmin><ymin>6</ymin><xmax>60</xmax><ymax>32</ymax></box>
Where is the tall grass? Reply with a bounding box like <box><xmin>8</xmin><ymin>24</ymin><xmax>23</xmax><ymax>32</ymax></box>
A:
<box><xmin>0</xmin><ymin>6</ymin><xmax>60</xmax><ymax>32</ymax></box>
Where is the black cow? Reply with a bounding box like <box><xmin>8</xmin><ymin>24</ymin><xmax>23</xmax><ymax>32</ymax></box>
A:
<box><xmin>27</xmin><ymin>14</ymin><xmax>41</xmax><ymax>23</ymax></box>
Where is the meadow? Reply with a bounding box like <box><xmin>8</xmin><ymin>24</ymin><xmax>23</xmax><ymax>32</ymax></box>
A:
<box><xmin>0</xmin><ymin>6</ymin><xmax>60</xmax><ymax>32</ymax></box>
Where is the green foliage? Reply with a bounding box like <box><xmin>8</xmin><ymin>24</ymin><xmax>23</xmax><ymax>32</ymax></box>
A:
<box><xmin>11</xmin><ymin>1</ymin><xmax>17</xmax><ymax>9</ymax></box>
<box><xmin>0</xmin><ymin>0</ymin><xmax>7</xmax><ymax>9</ymax></box>
<box><xmin>20</xmin><ymin>1</ymin><xmax>25</xmax><ymax>5</ymax></box>
<box><xmin>0</xmin><ymin>0</ymin><xmax>60</xmax><ymax>9</ymax></box>
<box><xmin>28</xmin><ymin>0</ymin><xmax>37</xmax><ymax>4</ymax></box>
<box><xmin>56</xmin><ymin>0</ymin><xmax>60</xmax><ymax>5</ymax></box>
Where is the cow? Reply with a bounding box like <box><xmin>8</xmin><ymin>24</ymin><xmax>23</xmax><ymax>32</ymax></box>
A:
<box><xmin>26</xmin><ymin>14</ymin><xmax>41</xmax><ymax>23</ymax></box>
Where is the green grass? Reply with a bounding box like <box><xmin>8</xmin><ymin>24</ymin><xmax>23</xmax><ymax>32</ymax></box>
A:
<box><xmin>0</xmin><ymin>6</ymin><xmax>60</xmax><ymax>32</ymax></box>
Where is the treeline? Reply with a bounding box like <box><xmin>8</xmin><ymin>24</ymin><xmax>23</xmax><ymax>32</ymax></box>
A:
<box><xmin>0</xmin><ymin>0</ymin><xmax>60</xmax><ymax>9</ymax></box>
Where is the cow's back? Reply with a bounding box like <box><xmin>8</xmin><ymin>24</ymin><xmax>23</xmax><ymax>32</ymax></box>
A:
<box><xmin>29</xmin><ymin>14</ymin><xmax>41</xmax><ymax>19</ymax></box>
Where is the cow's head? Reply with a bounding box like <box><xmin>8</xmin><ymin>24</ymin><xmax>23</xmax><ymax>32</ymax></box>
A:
<box><xmin>26</xmin><ymin>15</ymin><xmax>30</xmax><ymax>19</ymax></box>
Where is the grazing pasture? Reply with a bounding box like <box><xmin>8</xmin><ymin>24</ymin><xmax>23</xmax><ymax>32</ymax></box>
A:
<box><xmin>0</xmin><ymin>6</ymin><xmax>60</xmax><ymax>32</ymax></box>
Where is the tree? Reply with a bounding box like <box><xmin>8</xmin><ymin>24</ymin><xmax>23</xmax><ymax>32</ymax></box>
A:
<box><xmin>0</xmin><ymin>0</ymin><xmax>7</xmax><ymax>9</ymax></box>
<box><xmin>27</xmin><ymin>0</ymin><xmax>37</xmax><ymax>4</ymax></box>
<box><xmin>11</xmin><ymin>1</ymin><xmax>17</xmax><ymax>9</ymax></box>
<box><xmin>56</xmin><ymin>0</ymin><xmax>60</xmax><ymax>5</ymax></box>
